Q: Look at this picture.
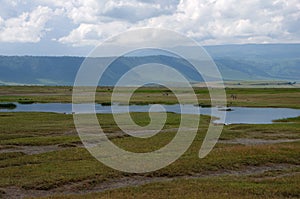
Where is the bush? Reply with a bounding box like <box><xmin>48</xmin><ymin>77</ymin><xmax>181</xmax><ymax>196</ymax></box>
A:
<box><xmin>18</xmin><ymin>100</ymin><xmax>34</xmax><ymax>104</ymax></box>
<box><xmin>18</xmin><ymin>98</ymin><xmax>35</xmax><ymax>104</ymax></box>
<box><xmin>0</xmin><ymin>103</ymin><xmax>17</xmax><ymax>109</ymax></box>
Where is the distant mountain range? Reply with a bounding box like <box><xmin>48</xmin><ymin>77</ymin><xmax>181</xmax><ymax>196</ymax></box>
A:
<box><xmin>0</xmin><ymin>44</ymin><xmax>299</xmax><ymax>86</ymax></box>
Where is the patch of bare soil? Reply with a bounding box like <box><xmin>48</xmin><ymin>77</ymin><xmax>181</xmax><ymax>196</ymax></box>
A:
<box><xmin>2</xmin><ymin>164</ymin><xmax>299</xmax><ymax>199</ymax></box>
<box><xmin>0</xmin><ymin>129</ymin><xmax>179</xmax><ymax>155</ymax></box>
<box><xmin>0</xmin><ymin>137</ymin><xmax>300</xmax><ymax>155</ymax></box>
<box><xmin>0</xmin><ymin>145</ymin><xmax>74</xmax><ymax>155</ymax></box>
<box><xmin>219</xmin><ymin>138</ymin><xmax>300</xmax><ymax>145</ymax></box>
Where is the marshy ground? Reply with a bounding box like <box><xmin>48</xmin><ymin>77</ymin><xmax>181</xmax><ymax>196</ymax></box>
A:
<box><xmin>0</xmin><ymin>86</ymin><xmax>299</xmax><ymax>198</ymax></box>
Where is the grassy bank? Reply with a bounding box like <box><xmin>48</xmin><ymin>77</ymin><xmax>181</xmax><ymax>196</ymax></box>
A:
<box><xmin>0</xmin><ymin>112</ymin><xmax>299</xmax><ymax>198</ymax></box>
<box><xmin>48</xmin><ymin>172</ymin><xmax>300</xmax><ymax>199</ymax></box>
<box><xmin>0</xmin><ymin>86</ymin><xmax>300</xmax><ymax>108</ymax></box>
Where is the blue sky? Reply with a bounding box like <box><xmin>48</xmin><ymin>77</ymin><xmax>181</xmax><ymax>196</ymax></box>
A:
<box><xmin>0</xmin><ymin>0</ymin><xmax>299</xmax><ymax>56</ymax></box>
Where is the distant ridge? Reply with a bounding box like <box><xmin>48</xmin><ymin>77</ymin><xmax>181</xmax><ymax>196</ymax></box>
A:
<box><xmin>0</xmin><ymin>44</ymin><xmax>299</xmax><ymax>85</ymax></box>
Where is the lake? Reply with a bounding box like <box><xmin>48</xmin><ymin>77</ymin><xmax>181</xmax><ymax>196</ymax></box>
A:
<box><xmin>1</xmin><ymin>103</ymin><xmax>300</xmax><ymax>124</ymax></box>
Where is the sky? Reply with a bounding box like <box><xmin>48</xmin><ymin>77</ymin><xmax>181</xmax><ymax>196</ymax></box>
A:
<box><xmin>0</xmin><ymin>0</ymin><xmax>299</xmax><ymax>56</ymax></box>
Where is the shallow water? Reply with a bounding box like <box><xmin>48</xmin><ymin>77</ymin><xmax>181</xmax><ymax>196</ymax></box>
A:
<box><xmin>1</xmin><ymin>103</ymin><xmax>300</xmax><ymax>124</ymax></box>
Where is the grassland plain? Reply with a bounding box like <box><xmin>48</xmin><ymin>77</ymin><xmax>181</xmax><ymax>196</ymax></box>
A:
<box><xmin>0</xmin><ymin>86</ymin><xmax>300</xmax><ymax>108</ymax></box>
<box><xmin>0</xmin><ymin>86</ymin><xmax>299</xmax><ymax>198</ymax></box>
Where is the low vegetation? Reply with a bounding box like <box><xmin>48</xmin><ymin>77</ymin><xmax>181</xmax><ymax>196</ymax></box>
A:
<box><xmin>47</xmin><ymin>173</ymin><xmax>300</xmax><ymax>199</ymax></box>
<box><xmin>0</xmin><ymin>86</ymin><xmax>300</xmax><ymax>108</ymax></box>
<box><xmin>0</xmin><ymin>103</ymin><xmax>16</xmax><ymax>109</ymax></box>
<box><xmin>17</xmin><ymin>98</ymin><xmax>35</xmax><ymax>104</ymax></box>
<box><xmin>0</xmin><ymin>86</ymin><xmax>299</xmax><ymax>198</ymax></box>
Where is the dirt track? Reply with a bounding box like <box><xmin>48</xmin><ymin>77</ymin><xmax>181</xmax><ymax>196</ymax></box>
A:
<box><xmin>2</xmin><ymin>163</ymin><xmax>299</xmax><ymax>199</ymax></box>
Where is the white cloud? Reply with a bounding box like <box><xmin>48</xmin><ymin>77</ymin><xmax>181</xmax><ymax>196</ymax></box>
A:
<box><xmin>58</xmin><ymin>21</ymin><xmax>130</xmax><ymax>46</ymax></box>
<box><xmin>102</xmin><ymin>0</ymin><xmax>175</xmax><ymax>22</ymax></box>
<box><xmin>1</xmin><ymin>0</ymin><xmax>300</xmax><ymax>46</ymax></box>
<box><xmin>0</xmin><ymin>6</ymin><xmax>55</xmax><ymax>43</ymax></box>
<box><xmin>137</xmin><ymin>0</ymin><xmax>300</xmax><ymax>45</ymax></box>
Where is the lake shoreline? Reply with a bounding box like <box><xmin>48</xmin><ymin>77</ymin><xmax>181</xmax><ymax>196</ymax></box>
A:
<box><xmin>1</xmin><ymin>102</ymin><xmax>300</xmax><ymax>124</ymax></box>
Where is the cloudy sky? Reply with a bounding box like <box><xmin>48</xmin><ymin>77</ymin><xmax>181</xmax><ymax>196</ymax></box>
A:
<box><xmin>0</xmin><ymin>0</ymin><xmax>299</xmax><ymax>56</ymax></box>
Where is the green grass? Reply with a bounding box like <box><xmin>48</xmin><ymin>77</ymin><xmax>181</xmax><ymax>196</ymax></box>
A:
<box><xmin>0</xmin><ymin>135</ymin><xmax>80</xmax><ymax>146</ymax></box>
<box><xmin>46</xmin><ymin>173</ymin><xmax>300</xmax><ymax>199</ymax></box>
<box><xmin>17</xmin><ymin>98</ymin><xmax>35</xmax><ymax>104</ymax></box>
<box><xmin>274</xmin><ymin>116</ymin><xmax>300</xmax><ymax>123</ymax></box>
<box><xmin>221</xmin><ymin>122</ymin><xmax>300</xmax><ymax>140</ymax></box>
<box><xmin>0</xmin><ymin>86</ymin><xmax>299</xmax><ymax>198</ymax></box>
<box><xmin>0</xmin><ymin>112</ymin><xmax>74</xmax><ymax>136</ymax></box>
<box><xmin>0</xmin><ymin>152</ymin><xmax>25</xmax><ymax>161</ymax></box>
<box><xmin>0</xmin><ymin>86</ymin><xmax>300</xmax><ymax>108</ymax></box>
<box><xmin>0</xmin><ymin>112</ymin><xmax>194</xmax><ymax>146</ymax></box>
<box><xmin>0</xmin><ymin>112</ymin><xmax>299</xmax><ymax>177</ymax></box>
<box><xmin>0</xmin><ymin>112</ymin><xmax>299</xmax><ymax>193</ymax></box>
<box><xmin>0</xmin><ymin>139</ymin><xmax>299</xmax><ymax>191</ymax></box>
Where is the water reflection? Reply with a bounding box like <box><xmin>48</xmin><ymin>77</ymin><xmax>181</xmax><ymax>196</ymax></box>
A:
<box><xmin>1</xmin><ymin>103</ymin><xmax>300</xmax><ymax>124</ymax></box>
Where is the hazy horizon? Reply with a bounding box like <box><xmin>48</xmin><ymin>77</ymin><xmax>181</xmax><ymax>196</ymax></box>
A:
<box><xmin>0</xmin><ymin>43</ymin><xmax>300</xmax><ymax>57</ymax></box>
<box><xmin>1</xmin><ymin>1</ymin><xmax>300</xmax><ymax>56</ymax></box>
